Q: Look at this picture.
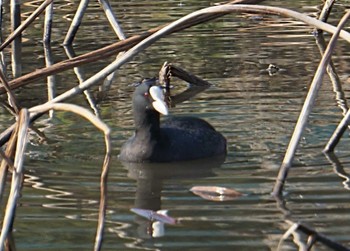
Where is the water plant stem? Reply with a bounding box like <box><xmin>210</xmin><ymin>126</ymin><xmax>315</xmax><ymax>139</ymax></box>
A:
<box><xmin>272</xmin><ymin>10</ymin><xmax>350</xmax><ymax>196</ymax></box>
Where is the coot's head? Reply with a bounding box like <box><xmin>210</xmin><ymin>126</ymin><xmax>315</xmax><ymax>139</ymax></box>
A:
<box><xmin>132</xmin><ymin>79</ymin><xmax>168</xmax><ymax>126</ymax></box>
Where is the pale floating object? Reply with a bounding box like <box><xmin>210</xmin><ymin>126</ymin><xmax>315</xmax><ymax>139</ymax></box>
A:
<box><xmin>190</xmin><ymin>186</ymin><xmax>243</xmax><ymax>201</ymax></box>
<box><xmin>130</xmin><ymin>208</ymin><xmax>177</xmax><ymax>225</ymax></box>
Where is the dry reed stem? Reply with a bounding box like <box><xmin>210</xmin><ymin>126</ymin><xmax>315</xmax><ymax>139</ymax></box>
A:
<box><xmin>94</xmin><ymin>147</ymin><xmax>110</xmax><ymax>251</ymax></box>
<box><xmin>0</xmin><ymin>124</ymin><xmax>19</xmax><ymax>204</ymax></box>
<box><xmin>314</xmin><ymin>33</ymin><xmax>350</xmax><ymax>152</ymax></box>
<box><xmin>29</xmin><ymin>103</ymin><xmax>111</xmax><ymax>251</ymax></box>
<box><xmin>272</xmin><ymin>11</ymin><xmax>350</xmax><ymax>196</ymax></box>
<box><xmin>318</xmin><ymin>0</ymin><xmax>336</xmax><ymax>23</ymax></box>
<box><xmin>29</xmin><ymin>103</ymin><xmax>110</xmax><ymax>133</ymax></box>
<box><xmin>278</xmin><ymin>220</ymin><xmax>350</xmax><ymax>251</ymax></box>
<box><xmin>314</xmin><ymin>34</ymin><xmax>348</xmax><ymax>115</ymax></box>
<box><xmin>63</xmin><ymin>0</ymin><xmax>89</xmax><ymax>45</ymax></box>
<box><xmin>0</xmin><ymin>150</ymin><xmax>13</xmax><ymax>170</ymax></box>
<box><xmin>0</xmin><ymin>109</ymin><xmax>29</xmax><ymax>251</ymax></box>
<box><xmin>98</xmin><ymin>0</ymin><xmax>126</xmax><ymax>40</ymax></box>
<box><xmin>43</xmin><ymin>1</ymin><xmax>54</xmax><ymax>43</ymax></box>
<box><xmin>0</xmin><ymin>69</ymin><xmax>20</xmax><ymax>114</ymax></box>
<box><xmin>0</xmin><ymin>125</ymin><xmax>16</xmax><ymax>148</ymax></box>
<box><xmin>0</xmin><ymin>0</ymin><xmax>54</xmax><ymax>51</ymax></box>
<box><xmin>26</xmin><ymin>5</ymin><xmax>350</xmax><ymax>111</ymax></box>
<box><xmin>63</xmin><ymin>45</ymin><xmax>99</xmax><ymax>116</ymax></box>
<box><xmin>277</xmin><ymin>223</ymin><xmax>299</xmax><ymax>250</ymax></box>
<box><xmin>324</xmin><ymin>104</ymin><xmax>350</xmax><ymax>153</ymax></box>
<box><xmin>2</xmin><ymin>2</ymin><xmax>350</xmax><ymax>95</ymax></box>
<box><xmin>313</xmin><ymin>0</ymin><xmax>336</xmax><ymax>35</ymax></box>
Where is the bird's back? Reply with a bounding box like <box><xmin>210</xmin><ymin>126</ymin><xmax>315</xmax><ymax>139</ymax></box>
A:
<box><xmin>148</xmin><ymin>117</ymin><xmax>226</xmax><ymax>162</ymax></box>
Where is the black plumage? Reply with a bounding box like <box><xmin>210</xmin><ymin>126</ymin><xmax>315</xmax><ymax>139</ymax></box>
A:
<box><xmin>119</xmin><ymin>79</ymin><xmax>226</xmax><ymax>162</ymax></box>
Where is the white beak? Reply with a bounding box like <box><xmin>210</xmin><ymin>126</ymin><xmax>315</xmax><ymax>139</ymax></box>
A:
<box><xmin>149</xmin><ymin>86</ymin><xmax>169</xmax><ymax>115</ymax></box>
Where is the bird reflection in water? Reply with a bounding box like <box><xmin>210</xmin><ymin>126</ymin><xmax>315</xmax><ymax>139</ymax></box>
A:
<box><xmin>121</xmin><ymin>155</ymin><xmax>225</xmax><ymax>238</ymax></box>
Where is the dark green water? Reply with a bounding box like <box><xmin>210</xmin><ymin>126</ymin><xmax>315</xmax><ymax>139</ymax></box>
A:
<box><xmin>1</xmin><ymin>0</ymin><xmax>350</xmax><ymax>250</ymax></box>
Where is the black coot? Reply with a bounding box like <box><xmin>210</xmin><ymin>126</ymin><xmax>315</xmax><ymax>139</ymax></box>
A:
<box><xmin>119</xmin><ymin>79</ymin><xmax>227</xmax><ymax>162</ymax></box>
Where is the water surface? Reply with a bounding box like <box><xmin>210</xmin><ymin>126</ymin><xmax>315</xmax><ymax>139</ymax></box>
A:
<box><xmin>1</xmin><ymin>0</ymin><xmax>350</xmax><ymax>250</ymax></box>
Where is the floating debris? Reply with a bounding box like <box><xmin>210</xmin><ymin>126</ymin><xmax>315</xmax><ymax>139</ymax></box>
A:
<box><xmin>190</xmin><ymin>186</ymin><xmax>243</xmax><ymax>201</ymax></box>
<box><xmin>130</xmin><ymin>208</ymin><xmax>177</xmax><ymax>225</ymax></box>
<box><xmin>266</xmin><ymin>63</ymin><xmax>280</xmax><ymax>76</ymax></box>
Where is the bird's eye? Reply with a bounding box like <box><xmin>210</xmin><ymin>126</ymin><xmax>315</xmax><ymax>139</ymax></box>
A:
<box><xmin>144</xmin><ymin>92</ymin><xmax>149</xmax><ymax>97</ymax></box>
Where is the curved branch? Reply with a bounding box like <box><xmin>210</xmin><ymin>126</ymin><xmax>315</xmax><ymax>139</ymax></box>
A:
<box><xmin>2</xmin><ymin>4</ymin><xmax>350</xmax><ymax>95</ymax></box>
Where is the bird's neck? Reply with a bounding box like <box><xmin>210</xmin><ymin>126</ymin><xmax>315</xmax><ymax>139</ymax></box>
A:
<box><xmin>134</xmin><ymin>110</ymin><xmax>161</xmax><ymax>139</ymax></box>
